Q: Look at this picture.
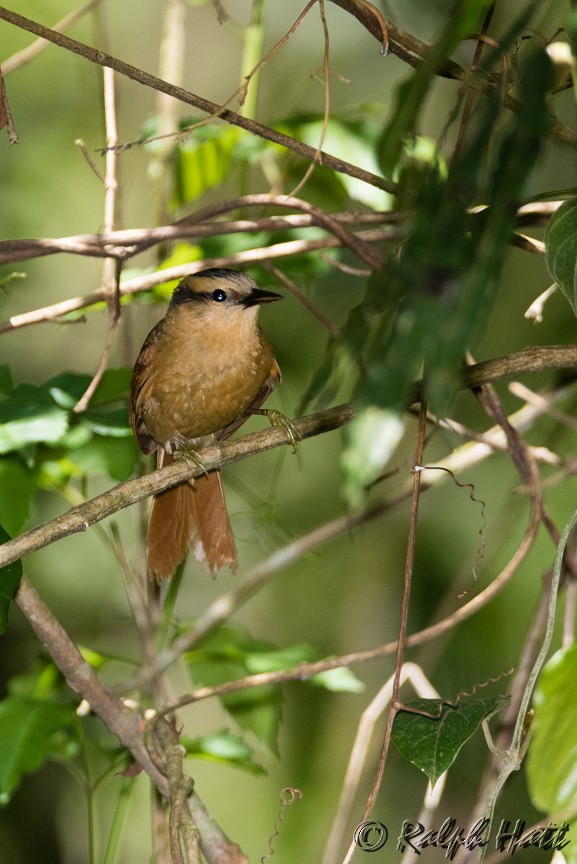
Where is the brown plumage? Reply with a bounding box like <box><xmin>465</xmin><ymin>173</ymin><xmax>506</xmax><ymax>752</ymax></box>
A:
<box><xmin>129</xmin><ymin>269</ymin><xmax>281</xmax><ymax>582</ymax></box>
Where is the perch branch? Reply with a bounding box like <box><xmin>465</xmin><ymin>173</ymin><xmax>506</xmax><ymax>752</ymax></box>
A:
<box><xmin>0</xmin><ymin>404</ymin><xmax>354</xmax><ymax>569</ymax></box>
<box><xmin>2</xmin><ymin>346</ymin><xmax>577</xmax><ymax>568</ymax></box>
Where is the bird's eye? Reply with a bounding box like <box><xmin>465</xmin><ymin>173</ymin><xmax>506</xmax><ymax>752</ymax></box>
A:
<box><xmin>211</xmin><ymin>288</ymin><xmax>227</xmax><ymax>302</ymax></box>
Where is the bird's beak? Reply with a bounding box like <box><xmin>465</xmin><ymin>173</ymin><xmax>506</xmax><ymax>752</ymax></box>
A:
<box><xmin>243</xmin><ymin>287</ymin><xmax>283</xmax><ymax>307</ymax></box>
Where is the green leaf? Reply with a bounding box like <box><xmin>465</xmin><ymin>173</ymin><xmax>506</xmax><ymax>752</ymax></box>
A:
<box><xmin>7</xmin><ymin>659</ymin><xmax>63</xmax><ymax>700</ymax></box>
<box><xmin>69</xmin><ymin>435</ymin><xmax>140</xmax><ymax>482</ymax></box>
<box><xmin>544</xmin><ymin>198</ymin><xmax>577</xmax><ymax>315</ymax></box>
<box><xmin>0</xmin><ymin>456</ymin><xmax>37</xmax><ymax>534</ymax></box>
<box><xmin>392</xmin><ymin>694</ymin><xmax>508</xmax><ymax>786</ymax></box>
<box><xmin>174</xmin><ymin>124</ymin><xmax>239</xmax><ymax>205</ymax></box>
<box><xmin>45</xmin><ymin>372</ymin><xmax>91</xmax><ymax>409</ymax></box>
<box><xmin>378</xmin><ymin>0</ymin><xmax>495</xmax><ymax>176</ymax></box>
<box><xmin>81</xmin><ymin>408</ymin><xmax>132</xmax><ymax>437</ymax></box>
<box><xmin>91</xmin><ymin>368</ymin><xmax>133</xmax><ymax>405</ymax></box>
<box><xmin>0</xmin><ymin>365</ymin><xmax>13</xmax><ymax>396</ymax></box>
<box><xmin>527</xmin><ymin>644</ymin><xmax>577</xmax><ymax>812</ymax></box>
<box><xmin>185</xmin><ymin>626</ymin><xmax>283</xmax><ymax>754</ymax></box>
<box><xmin>293</xmin><ymin>117</ymin><xmax>391</xmax><ymax>209</ymax></box>
<box><xmin>182</xmin><ymin>728</ymin><xmax>266</xmax><ymax>775</ymax></box>
<box><xmin>0</xmin><ymin>525</ymin><xmax>22</xmax><ymax>635</ymax></box>
<box><xmin>0</xmin><ymin>695</ymin><xmax>74</xmax><ymax>804</ymax></box>
<box><xmin>0</xmin><ymin>272</ymin><xmax>26</xmax><ymax>290</ymax></box>
<box><xmin>341</xmin><ymin>407</ymin><xmax>405</xmax><ymax>509</ymax></box>
<box><xmin>185</xmin><ymin>626</ymin><xmax>363</xmax><ymax>752</ymax></box>
<box><xmin>244</xmin><ymin>643</ymin><xmax>364</xmax><ymax>692</ymax></box>
<box><xmin>0</xmin><ymin>383</ymin><xmax>69</xmax><ymax>454</ymax></box>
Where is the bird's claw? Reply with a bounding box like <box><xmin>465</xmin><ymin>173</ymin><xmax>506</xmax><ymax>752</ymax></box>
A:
<box><xmin>262</xmin><ymin>408</ymin><xmax>301</xmax><ymax>453</ymax></box>
<box><xmin>173</xmin><ymin>448</ymin><xmax>207</xmax><ymax>485</ymax></box>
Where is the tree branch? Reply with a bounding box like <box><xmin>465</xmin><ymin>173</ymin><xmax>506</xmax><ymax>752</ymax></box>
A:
<box><xmin>15</xmin><ymin>575</ymin><xmax>248</xmax><ymax>864</ymax></box>
<box><xmin>0</xmin><ymin>229</ymin><xmax>392</xmax><ymax>335</ymax></box>
<box><xmin>0</xmin><ymin>404</ymin><xmax>354</xmax><ymax>569</ymax></box>
<box><xmin>1</xmin><ymin>345</ymin><xmax>576</xmax><ymax>569</ymax></box>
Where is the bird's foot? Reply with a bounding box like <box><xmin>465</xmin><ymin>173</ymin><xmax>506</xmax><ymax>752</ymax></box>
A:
<box><xmin>251</xmin><ymin>408</ymin><xmax>300</xmax><ymax>453</ymax></box>
<box><xmin>173</xmin><ymin>448</ymin><xmax>207</xmax><ymax>486</ymax></box>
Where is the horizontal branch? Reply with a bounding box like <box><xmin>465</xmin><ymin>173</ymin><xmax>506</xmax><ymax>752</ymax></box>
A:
<box><xmin>0</xmin><ymin>209</ymin><xmax>398</xmax><ymax>266</ymax></box>
<box><xmin>410</xmin><ymin>344</ymin><xmax>577</xmax><ymax>404</ymax></box>
<box><xmin>0</xmin><ymin>228</ymin><xmax>393</xmax><ymax>334</ymax></box>
<box><xmin>0</xmin><ymin>7</ymin><xmax>398</xmax><ymax>195</ymax></box>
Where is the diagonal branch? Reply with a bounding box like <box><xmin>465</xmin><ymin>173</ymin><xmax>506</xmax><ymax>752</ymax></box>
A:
<box><xmin>0</xmin><ymin>404</ymin><xmax>354</xmax><ymax>569</ymax></box>
<box><xmin>0</xmin><ymin>7</ymin><xmax>398</xmax><ymax>195</ymax></box>
<box><xmin>1</xmin><ymin>346</ymin><xmax>576</xmax><ymax>569</ymax></box>
<box><xmin>15</xmin><ymin>575</ymin><xmax>247</xmax><ymax>864</ymax></box>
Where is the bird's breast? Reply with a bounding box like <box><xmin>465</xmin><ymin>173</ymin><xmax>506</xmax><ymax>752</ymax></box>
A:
<box><xmin>138</xmin><ymin>306</ymin><xmax>275</xmax><ymax>448</ymax></box>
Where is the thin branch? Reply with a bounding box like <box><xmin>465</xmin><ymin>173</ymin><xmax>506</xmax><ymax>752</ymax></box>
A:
<box><xmin>0</xmin><ymin>229</ymin><xmax>393</xmax><ymax>335</ymax></box>
<box><xmin>0</xmin><ymin>208</ymin><xmax>395</xmax><ymax>266</ymax></box>
<box><xmin>74</xmin><ymin>59</ymin><xmax>121</xmax><ymax>413</ymax></box>
<box><xmin>410</xmin><ymin>345</ymin><xmax>577</xmax><ymax>404</ymax></box>
<box><xmin>288</xmin><ymin>0</ymin><xmax>331</xmax><ymax>198</ymax></box>
<box><xmin>0</xmin><ymin>7</ymin><xmax>399</xmax><ymax>195</ymax></box>
<box><xmin>478</xmin><ymin>508</ymin><xmax>577</xmax><ymax>863</ymax></box>
<box><xmin>452</xmin><ymin>5</ymin><xmax>496</xmax><ymax>163</ymax></box>
<box><xmin>266</xmin><ymin>265</ymin><xmax>340</xmax><ymax>336</ymax></box>
<box><xmin>0</xmin><ymin>66</ymin><xmax>18</xmax><ymax>143</ymax></box>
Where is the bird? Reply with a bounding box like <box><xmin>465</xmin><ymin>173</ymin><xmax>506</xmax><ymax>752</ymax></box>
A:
<box><xmin>129</xmin><ymin>268</ymin><xmax>283</xmax><ymax>582</ymax></box>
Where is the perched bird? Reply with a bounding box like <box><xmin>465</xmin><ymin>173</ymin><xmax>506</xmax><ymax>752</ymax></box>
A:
<box><xmin>129</xmin><ymin>269</ymin><xmax>282</xmax><ymax>582</ymax></box>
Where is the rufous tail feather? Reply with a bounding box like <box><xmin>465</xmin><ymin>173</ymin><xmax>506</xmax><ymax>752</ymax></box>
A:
<box><xmin>147</xmin><ymin>450</ymin><xmax>237</xmax><ymax>582</ymax></box>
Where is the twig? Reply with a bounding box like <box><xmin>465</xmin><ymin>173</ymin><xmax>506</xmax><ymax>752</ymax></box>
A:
<box><xmin>0</xmin><ymin>228</ymin><xmax>393</xmax><ymax>334</ymax></box>
<box><xmin>452</xmin><ymin>5</ymin><xmax>496</xmax><ymax>163</ymax></box>
<box><xmin>0</xmin><ymin>208</ymin><xmax>395</xmax><ymax>266</ymax></box>
<box><xmin>327</xmin><ymin>0</ymin><xmax>577</xmax><ymax>145</ymax></box>
<box><xmin>153</xmin><ymin>0</ymin><xmax>187</xmax><ymax>226</ymax></box>
<box><xmin>74</xmin><ymin>57</ymin><xmax>121</xmax><ymax>413</ymax></box>
<box><xmin>322</xmin><ymin>663</ymin><xmax>441</xmax><ymax>864</ymax></box>
<box><xmin>0</xmin><ymin>66</ymin><xmax>18</xmax><ymax>143</ymax></box>
<box><xmin>476</xmin><ymin>507</ymin><xmax>577</xmax><ymax>862</ymax></box>
<box><xmin>266</xmin><ymin>265</ymin><xmax>340</xmax><ymax>336</ymax></box>
<box><xmin>409</xmin><ymin>345</ymin><xmax>577</xmax><ymax>404</ymax></box>
<box><xmin>288</xmin><ymin>0</ymin><xmax>331</xmax><ymax>198</ymax></box>
<box><xmin>342</xmin><ymin>398</ymin><xmax>428</xmax><ymax>864</ymax></box>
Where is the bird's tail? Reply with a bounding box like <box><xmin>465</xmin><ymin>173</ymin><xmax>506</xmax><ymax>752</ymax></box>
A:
<box><xmin>147</xmin><ymin>450</ymin><xmax>237</xmax><ymax>582</ymax></box>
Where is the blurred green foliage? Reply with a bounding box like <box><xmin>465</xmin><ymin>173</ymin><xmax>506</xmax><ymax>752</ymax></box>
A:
<box><xmin>1</xmin><ymin>0</ymin><xmax>577</xmax><ymax>862</ymax></box>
